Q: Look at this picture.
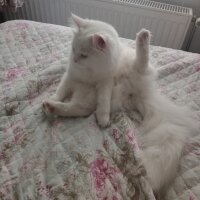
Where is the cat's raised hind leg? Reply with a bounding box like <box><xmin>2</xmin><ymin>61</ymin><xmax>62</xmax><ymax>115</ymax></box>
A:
<box><xmin>135</xmin><ymin>29</ymin><xmax>151</xmax><ymax>73</ymax></box>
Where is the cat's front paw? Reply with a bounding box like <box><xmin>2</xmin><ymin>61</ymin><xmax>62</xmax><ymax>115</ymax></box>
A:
<box><xmin>42</xmin><ymin>100</ymin><xmax>56</xmax><ymax>116</ymax></box>
<box><xmin>96</xmin><ymin>112</ymin><xmax>110</xmax><ymax>128</ymax></box>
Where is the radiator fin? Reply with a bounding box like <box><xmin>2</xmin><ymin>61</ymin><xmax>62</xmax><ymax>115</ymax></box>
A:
<box><xmin>112</xmin><ymin>0</ymin><xmax>192</xmax><ymax>15</ymax></box>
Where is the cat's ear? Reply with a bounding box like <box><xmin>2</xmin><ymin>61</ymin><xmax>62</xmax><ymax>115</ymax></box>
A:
<box><xmin>70</xmin><ymin>13</ymin><xmax>86</xmax><ymax>29</ymax></box>
<box><xmin>91</xmin><ymin>34</ymin><xmax>106</xmax><ymax>51</ymax></box>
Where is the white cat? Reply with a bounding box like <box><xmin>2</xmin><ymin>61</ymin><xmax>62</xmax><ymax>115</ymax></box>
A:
<box><xmin>43</xmin><ymin>15</ymin><xmax>197</xmax><ymax>195</ymax></box>
<box><xmin>43</xmin><ymin>14</ymin><xmax>121</xmax><ymax>127</ymax></box>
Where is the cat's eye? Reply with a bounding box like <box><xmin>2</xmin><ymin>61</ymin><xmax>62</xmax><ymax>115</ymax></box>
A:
<box><xmin>80</xmin><ymin>54</ymin><xmax>88</xmax><ymax>59</ymax></box>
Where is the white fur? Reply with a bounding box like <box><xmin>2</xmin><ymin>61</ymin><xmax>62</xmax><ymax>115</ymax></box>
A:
<box><xmin>43</xmin><ymin>14</ymin><xmax>121</xmax><ymax>127</ymax></box>
<box><xmin>111</xmin><ymin>30</ymin><xmax>197</xmax><ymax>194</ymax></box>
<box><xmin>43</xmin><ymin>15</ymin><xmax>197</xmax><ymax>195</ymax></box>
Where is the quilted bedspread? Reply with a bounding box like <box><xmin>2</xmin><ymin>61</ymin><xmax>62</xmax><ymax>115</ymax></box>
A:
<box><xmin>0</xmin><ymin>20</ymin><xmax>200</xmax><ymax>200</ymax></box>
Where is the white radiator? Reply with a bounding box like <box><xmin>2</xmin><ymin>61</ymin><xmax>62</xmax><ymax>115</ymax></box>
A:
<box><xmin>4</xmin><ymin>0</ymin><xmax>193</xmax><ymax>49</ymax></box>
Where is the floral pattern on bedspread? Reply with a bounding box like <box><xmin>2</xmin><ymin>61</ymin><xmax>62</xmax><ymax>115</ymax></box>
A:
<box><xmin>0</xmin><ymin>20</ymin><xmax>200</xmax><ymax>200</ymax></box>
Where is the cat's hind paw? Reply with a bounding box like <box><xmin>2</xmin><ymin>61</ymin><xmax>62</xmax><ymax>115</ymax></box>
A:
<box><xmin>42</xmin><ymin>100</ymin><xmax>56</xmax><ymax>116</ymax></box>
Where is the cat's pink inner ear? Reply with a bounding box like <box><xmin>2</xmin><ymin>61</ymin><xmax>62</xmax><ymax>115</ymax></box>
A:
<box><xmin>92</xmin><ymin>34</ymin><xmax>106</xmax><ymax>51</ymax></box>
<box><xmin>71</xmin><ymin>13</ymin><xmax>85</xmax><ymax>28</ymax></box>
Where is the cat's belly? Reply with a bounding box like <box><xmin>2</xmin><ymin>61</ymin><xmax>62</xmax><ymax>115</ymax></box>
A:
<box><xmin>111</xmin><ymin>80</ymin><xmax>137</xmax><ymax>113</ymax></box>
<box><xmin>73</xmin><ymin>83</ymin><xmax>96</xmax><ymax>111</ymax></box>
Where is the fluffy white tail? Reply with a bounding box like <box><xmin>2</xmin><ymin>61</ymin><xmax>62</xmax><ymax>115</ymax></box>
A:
<box><xmin>139</xmin><ymin>92</ymin><xmax>197</xmax><ymax>194</ymax></box>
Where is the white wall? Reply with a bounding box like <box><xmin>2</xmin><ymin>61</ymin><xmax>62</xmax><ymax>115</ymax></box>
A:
<box><xmin>189</xmin><ymin>28</ymin><xmax>200</xmax><ymax>53</ymax></box>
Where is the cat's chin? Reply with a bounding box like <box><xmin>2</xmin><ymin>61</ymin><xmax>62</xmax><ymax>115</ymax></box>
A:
<box><xmin>72</xmin><ymin>61</ymin><xmax>90</xmax><ymax>69</ymax></box>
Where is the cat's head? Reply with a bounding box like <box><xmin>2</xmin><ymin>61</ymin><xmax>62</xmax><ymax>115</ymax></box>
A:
<box><xmin>69</xmin><ymin>14</ymin><xmax>120</xmax><ymax>71</ymax></box>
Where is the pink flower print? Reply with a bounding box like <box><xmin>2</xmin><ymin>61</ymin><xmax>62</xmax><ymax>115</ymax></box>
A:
<box><xmin>51</xmin><ymin>119</ymin><xmax>63</xmax><ymax>128</ymax></box>
<box><xmin>7</xmin><ymin>22</ymin><xmax>29</xmax><ymax>33</ymax></box>
<box><xmin>112</xmin><ymin>129</ymin><xmax>120</xmax><ymax>142</ymax></box>
<box><xmin>37</xmin><ymin>182</ymin><xmax>52</xmax><ymax>198</ymax></box>
<box><xmin>5</xmin><ymin>67</ymin><xmax>27</xmax><ymax>82</ymax></box>
<box><xmin>188</xmin><ymin>192</ymin><xmax>196</xmax><ymax>200</ymax></box>
<box><xmin>0</xmin><ymin>151</ymin><xmax>6</xmax><ymax>161</ymax></box>
<box><xmin>4</xmin><ymin>119</ymin><xmax>25</xmax><ymax>135</ymax></box>
<box><xmin>12</xmin><ymin>132</ymin><xmax>25</xmax><ymax>145</ymax></box>
<box><xmin>125</xmin><ymin>129</ymin><xmax>139</xmax><ymax>150</ymax></box>
<box><xmin>191</xmin><ymin>150</ymin><xmax>200</xmax><ymax>156</ymax></box>
<box><xmin>195</xmin><ymin>65</ymin><xmax>200</xmax><ymax>72</ymax></box>
<box><xmin>11</xmin><ymin>121</ymin><xmax>25</xmax><ymax>145</ymax></box>
<box><xmin>3</xmin><ymin>120</ymin><xmax>26</xmax><ymax>145</ymax></box>
<box><xmin>0</xmin><ymin>177</ymin><xmax>17</xmax><ymax>198</ymax></box>
<box><xmin>26</xmin><ymin>91</ymin><xmax>38</xmax><ymax>105</ymax></box>
<box><xmin>20</xmin><ymin>160</ymin><xmax>34</xmax><ymax>174</ymax></box>
<box><xmin>12</xmin><ymin>126</ymin><xmax>25</xmax><ymax>144</ymax></box>
<box><xmin>184</xmin><ymin>142</ymin><xmax>200</xmax><ymax>156</ymax></box>
<box><xmin>189</xmin><ymin>196</ymin><xmax>195</xmax><ymax>200</ymax></box>
<box><xmin>90</xmin><ymin>158</ymin><xmax>120</xmax><ymax>198</ymax></box>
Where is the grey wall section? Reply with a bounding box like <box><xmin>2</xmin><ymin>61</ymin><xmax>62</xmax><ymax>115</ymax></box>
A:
<box><xmin>189</xmin><ymin>28</ymin><xmax>200</xmax><ymax>53</ymax></box>
<box><xmin>151</xmin><ymin>0</ymin><xmax>200</xmax><ymax>53</ymax></box>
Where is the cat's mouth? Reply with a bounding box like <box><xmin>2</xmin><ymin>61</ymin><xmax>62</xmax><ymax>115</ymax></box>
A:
<box><xmin>73</xmin><ymin>61</ymin><xmax>90</xmax><ymax>70</ymax></box>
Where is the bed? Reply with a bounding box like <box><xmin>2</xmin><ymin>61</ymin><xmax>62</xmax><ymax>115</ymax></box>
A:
<box><xmin>0</xmin><ymin>20</ymin><xmax>200</xmax><ymax>200</ymax></box>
